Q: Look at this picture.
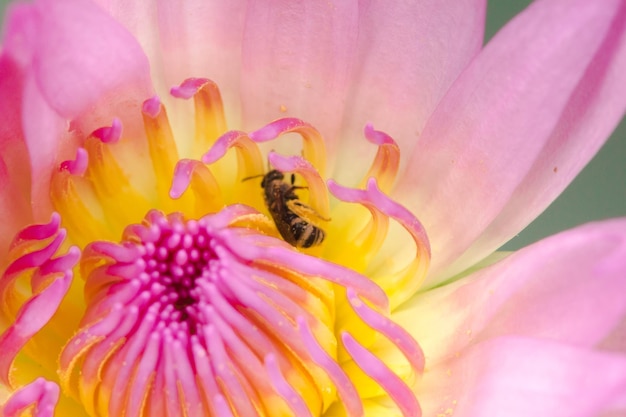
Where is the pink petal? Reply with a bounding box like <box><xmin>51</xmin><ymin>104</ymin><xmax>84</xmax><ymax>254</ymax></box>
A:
<box><xmin>0</xmin><ymin>56</ymin><xmax>32</xmax><ymax>252</ymax></box>
<box><xmin>20</xmin><ymin>76</ymin><xmax>68</xmax><ymax>220</ymax></box>
<box><xmin>0</xmin><ymin>56</ymin><xmax>30</xmax><ymax>198</ymax></box>
<box><xmin>404</xmin><ymin>216</ymin><xmax>626</xmax><ymax>415</ymax></box>
<box><xmin>418</xmin><ymin>337</ymin><xmax>626</xmax><ymax>417</ymax></box>
<box><xmin>2</xmin><ymin>0</ymin><xmax>153</xmax><ymax>219</ymax></box>
<box><xmin>450</xmin><ymin>14</ymin><xmax>626</xmax><ymax>282</ymax></box>
<box><xmin>395</xmin><ymin>218</ymin><xmax>626</xmax><ymax>369</ymax></box>
<box><xmin>25</xmin><ymin>0</ymin><xmax>151</xmax><ymax>118</ymax></box>
<box><xmin>394</xmin><ymin>0</ymin><xmax>626</xmax><ymax>282</ymax></box>
<box><xmin>334</xmin><ymin>0</ymin><xmax>486</xmax><ymax>185</ymax></box>
<box><xmin>239</xmin><ymin>0</ymin><xmax>359</xmax><ymax>162</ymax></box>
<box><xmin>155</xmin><ymin>2</ymin><xmax>247</xmax><ymax>119</ymax></box>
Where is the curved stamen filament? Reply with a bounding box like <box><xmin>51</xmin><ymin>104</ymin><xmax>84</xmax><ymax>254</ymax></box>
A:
<box><xmin>346</xmin><ymin>288</ymin><xmax>424</xmax><ymax>375</ymax></box>
<box><xmin>164</xmin><ymin>334</ymin><xmax>203</xmax><ymax>416</ymax></box>
<box><xmin>297</xmin><ymin>317</ymin><xmax>364</xmax><ymax>417</ymax></box>
<box><xmin>202</xmin><ymin>130</ymin><xmax>264</xmax><ymax>179</ymax></box>
<box><xmin>249</xmin><ymin>118</ymin><xmax>327</xmax><ymax>177</ymax></box>
<box><xmin>121</xmin><ymin>330</ymin><xmax>154</xmax><ymax>415</ymax></box>
<box><xmin>53</xmin><ymin>118</ymin><xmax>151</xmax><ymax>245</ymax></box>
<box><xmin>326</xmin><ymin>179</ymin><xmax>390</xmax><ymax>269</ymax></box>
<box><xmin>0</xmin><ymin>214</ymin><xmax>78</xmax><ymax>387</ymax></box>
<box><xmin>201</xmin><ymin>286</ymin><xmax>308</xmax><ymax>414</ymax></box>
<box><xmin>201</xmin><ymin>304</ymin><xmax>271</xmax><ymax>402</ymax></box>
<box><xmin>265</xmin><ymin>354</ymin><xmax>313</xmax><ymax>417</ymax></box>
<box><xmin>85</xmin><ymin>134</ymin><xmax>152</xmax><ymax>222</ymax></box>
<box><xmin>51</xmin><ymin>162</ymin><xmax>112</xmax><ymax>247</ymax></box>
<box><xmin>268</xmin><ymin>152</ymin><xmax>331</xmax><ymax>221</ymax></box>
<box><xmin>58</xmin><ymin>302</ymin><xmax>124</xmax><ymax>399</ymax></box>
<box><xmin>214</xmin><ymin>255</ymin><xmax>315</xmax><ymax>360</ymax></box>
<box><xmin>0</xmin><ymin>377</ymin><xmax>60</xmax><ymax>417</ymax></box>
<box><xmin>202</xmin><ymin>130</ymin><xmax>265</xmax><ymax>206</ymax></box>
<box><xmin>142</xmin><ymin>96</ymin><xmax>181</xmax><ymax>210</ymax></box>
<box><xmin>171</xmin><ymin>78</ymin><xmax>227</xmax><ymax>156</ymax></box>
<box><xmin>219</xmin><ymin>231</ymin><xmax>388</xmax><ymax>310</ymax></box>
<box><xmin>204</xmin><ymin>325</ymin><xmax>259</xmax><ymax>416</ymax></box>
<box><xmin>328</xmin><ymin>178</ymin><xmax>431</xmax><ymax>307</ymax></box>
<box><xmin>170</xmin><ymin>159</ymin><xmax>224</xmax><ymax>217</ymax></box>
<box><xmin>360</xmin><ymin>124</ymin><xmax>401</xmax><ymax>194</ymax></box>
<box><xmin>0</xmin><ymin>267</ymin><xmax>74</xmax><ymax>384</ymax></box>
<box><xmin>342</xmin><ymin>332</ymin><xmax>421</xmax><ymax>417</ymax></box>
<box><xmin>213</xmin><ymin>395</ymin><xmax>235</xmax><ymax>417</ymax></box>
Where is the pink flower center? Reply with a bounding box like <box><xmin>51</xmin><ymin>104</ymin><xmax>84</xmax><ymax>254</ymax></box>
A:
<box><xmin>58</xmin><ymin>206</ymin><xmax>421</xmax><ymax>416</ymax></box>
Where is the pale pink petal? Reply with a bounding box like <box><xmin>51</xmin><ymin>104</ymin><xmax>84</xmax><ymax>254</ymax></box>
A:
<box><xmin>154</xmin><ymin>1</ymin><xmax>247</xmax><ymax>121</ymax></box>
<box><xmin>89</xmin><ymin>1</ymin><xmax>161</xmax><ymax>82</ymax></box>
<box><xmin>417</xmin><ymin>337</ymin><xmax>626</xmax><ymax>417</ymax></box>
<box><xmin>394</xmin><ymin>0</ymin><xmax>626</xmax><ymax>282</ymax></box>
<box><xmin>334</xmin><ymin>0</ymin><xmax>486</xmax><ymax>185</ymax></box>
<box><xmin>239</xmin><ymin>0</ymin><xmax>359</xmax><ymax>162</ymax></box>
<box><xmin>395</xmin><ymin>218</ymin><xmax>626</xmax><ymax>368</ymax></box>
<box><xmin>95</xmin><ymin>1</ymin><xmax>248</xmax><ymax>126</ymax></box>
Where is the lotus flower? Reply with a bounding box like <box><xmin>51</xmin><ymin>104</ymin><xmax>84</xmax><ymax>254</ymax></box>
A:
<box><xmin>1</xmin><ymin>0</ymin><xmax>626</xmax><ymax>416</ymax></box>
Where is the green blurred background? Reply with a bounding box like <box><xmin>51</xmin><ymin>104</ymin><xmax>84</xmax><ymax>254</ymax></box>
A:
<box><xmin>0</xmin><ymin>0</ymin><xmax>624</xmax><ymax>250</ymax></box>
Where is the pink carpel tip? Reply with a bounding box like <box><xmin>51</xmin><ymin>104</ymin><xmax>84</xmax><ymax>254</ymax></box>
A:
<box><xmin>142</xmin><ymin>96</ymin><xmax>161</xmax><ymax>118</ymax></box>
<box><xmin>248</xmin><ymin>118</ymin><xmax>308</xmax><ymax>142</ymax></box>
<box><xmin>363</xmin><ymin>123</ymin><xmax>396</xmax><ymax>146</ymax></box>
<box><xmin>327</xmin><ymin>178</ymin><xmax>431</xmax><ymax>258</ymax></box>
<box><xmin>267</xmin><ymin>151</ymin><xmax>313</xmax><ymax>172</ymax></box>
<box><xmin>59</xmin><ymin>147</ymin><xmax>88</xmax><ymax>175</ymax></box>
<box><xmin>36</xmin><ymin>246</ymin><xmax>81</xmax><ymax>278</ymax></box>
<box><xmin>201</xmin><ymin>130</ymin><xmax>247</xmax><ymax>164</ymax></box>
<box><xmin>170</xmin><ymin>78</ymin><xmax>210</xmax><ymax>99</ymax></box>
<box><xmin>12</xmin><ymin>213</ymin><xmax>60</xmax><ymax>244</ymax></box>
<box><xmin>169</xmin><ymin>159</ymin><xmax>195</xmax><ymax>199</ymax></box>
<box><xmin>3</xmin><ymin>231</ymin><xmax>66</xmax><ymax>277</ymax></box>
<box><xmin>93</xmin><ymin>118</ymin><xmax>122</xmax><ymax>143</ymax></box>
<box><xmin>0</xmin><ymin>377</ymin><xmax>60</xmax><ymax>417</ymax></box>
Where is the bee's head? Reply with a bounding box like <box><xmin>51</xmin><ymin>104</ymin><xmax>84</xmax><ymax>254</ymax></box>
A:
<box><xmin>261</xmin><ymin>169</ymin><xmax>285</xmax><ymax>187</ymax></box>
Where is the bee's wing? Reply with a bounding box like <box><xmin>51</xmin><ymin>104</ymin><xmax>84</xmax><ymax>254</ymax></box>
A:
<box><xmin>286</xmin><ymin>200</ymin><xmax>331</xmax><ymax>225</ymax></box>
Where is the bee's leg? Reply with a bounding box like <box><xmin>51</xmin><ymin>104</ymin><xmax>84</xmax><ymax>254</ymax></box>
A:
<box><xmin>288</xmin><ymin>174</ymin><xmax>309</xmax><ymax>191</ymax></box>
<box><xmin>288</xmin><ymin>186</ymin><xmax>308</xmax><ymax>192</ymax></box>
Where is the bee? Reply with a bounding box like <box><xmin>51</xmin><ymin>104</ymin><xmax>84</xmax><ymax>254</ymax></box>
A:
<box><xmin>259</xmin><ymin>169</ymin><xmax>328</xmax><ymax>248</ymax></box>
